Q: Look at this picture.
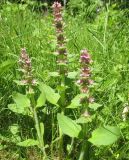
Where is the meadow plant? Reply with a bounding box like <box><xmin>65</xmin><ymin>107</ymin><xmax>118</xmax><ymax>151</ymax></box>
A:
<box><xmin>52</xmin><ymin>2</ymin><xmax>68</xmax><ymax>159</ymax></box>
<box><xmin>51</xmin><ymin>3</ymin><xmax>121</xmax><ymax>160</ymax></box>
<box><xmin>19</xmin><ymin>49</ymin><xmax>47</xmax><ymax>158</ymax></box>
<box><xmin>5</xmin><ymin>2</ymin><xmax>124</xmax><ymax>160</ymax></box>
<box><xmin>77</xmin><ymin>49</ymin><xmax>93</xmax><ymax>160</ymax></box>
<box><xmin>8</xmin><ymin>48</ymin><xmax>48</xmax><ymax>159</ymax></box>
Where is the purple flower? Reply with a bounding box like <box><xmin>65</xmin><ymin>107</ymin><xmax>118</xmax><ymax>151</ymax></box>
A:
<box><xmin>52</xmin><ymin>2</ymin><xmax>62</xmax><ymax>10</ymax></box>
<box><xmin>80</xmin><ymin>49</ymin><xmax>93</xmax><ymax>64</ymax></box>
<box><xmin>88</xmin><ymin>79</ymin><xmax>94</xmax><ymax>85</ymax></box>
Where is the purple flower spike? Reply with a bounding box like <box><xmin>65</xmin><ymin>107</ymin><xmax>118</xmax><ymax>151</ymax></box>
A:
<box><xmin>77</xmin><ymin>49</ymin><xmax>94</xmax><ymax>105</ymax></box>
<box><xmin>52</xmin><ymin>1</ymin><xmax>68</xmax><ymax>75</ymax></box>
<box><xmin>18</xmin><ymin>48</ymin><xmax>36</xmax><ymax>86</ymax></box>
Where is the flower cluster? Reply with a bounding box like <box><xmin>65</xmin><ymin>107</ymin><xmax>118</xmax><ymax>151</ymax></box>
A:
<box><xmin>78</xmin><ymin>50</ymin><xmax>93</xmax><ymax>93</ymax></box>
<box><xmin>77</xmin><ymin>49</ymin><xmax>94</xmax><ymax>117</ymax></box>
<box><xmin>18</xmin><ymin>48</ymin><xmax>36</xmax><ymax>85</ymax></box>
<box><xmin>77</xmin><ymin>49</ymin><xmax>94</xmax><ymax>108</ymax></box>
<box><xmin>52</xmin><ymin>2</ymin><xmax>67</xmax><ymax>75</ymax></box>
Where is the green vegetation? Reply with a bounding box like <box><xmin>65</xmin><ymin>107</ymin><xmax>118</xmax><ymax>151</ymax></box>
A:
<box><xmin>0</xmin><ymin>0</ymin><xmax>129</xmax><ymax>159</ymax></box>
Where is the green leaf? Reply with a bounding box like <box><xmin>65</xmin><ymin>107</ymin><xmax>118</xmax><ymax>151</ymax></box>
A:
<box><xmin>39</xmin><ymin>83</ymin><xmax>60</xmax><ymax>105</ymax></box>
<box><xmin>89</xmin><ymin>103</ymin><xmax>102</xmax><ymax>111</ymax></box>
<box><xmin>17</xmin><ymin>139</ymin><xmax>39</xmax><ymax>147</ymax></box>
<box><xmin>49</xmin><ymin>72</ymin><xmax>59</xmax><ymax>77</ymax></box>
<box><xmin>67</xmin><ymin>94</ymin><xmax>86</xmax><ymax>109</ymax></box>
<box><xmin>36</xmin><ymin>91</ymin><xmax>46</xmax><ymax>108</ymax></box>
<box><xmin>8</xmin><ymin>104</ymin><xmax>28</xmax><ymax>115</ymax></box>
<box><xmin>67</xmin><ymin>71</ymin><xmax>78</xmax><ymax>79</ymax></box>
<box><xmin>8</xmin><ymin>92</ymin><xmax>30</xmax><ymax>115</ymax></box>
<box><xmin>9</xmin><ymin>124</ymin><xmax>19</xmax><ymax>135</ymax></box>
<box><xmin>12</xmin><ymin>92</ymin><xmax>30</xmax><ymax>108</ymax></box>
<box><xmin>57</xmin><ymin>113</ymin><xmax>81</xmax><ymax>138</ymax></box>
<box><xmin>76</xmin><ymin>116</ymin><xmax>92</xmax><ymax>124</ymax></box>
<box><xmin>117</xmin><ymin>94</ymin><xmax>125</xmax><ymax>102</ymax></box>
<box><xmin>56</xmin><ymin>85</ymin><xmax>68</xmax><ymax>92</ymax></box>
<box><xmin>89</xmin><ymin>125</ymin><xmax>121</xmax><ymax>146</ymax></box>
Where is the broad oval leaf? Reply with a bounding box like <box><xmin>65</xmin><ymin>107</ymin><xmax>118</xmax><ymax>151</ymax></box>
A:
<box><xmin>67</xmin><ymin>71</ymin><xmax>78</xmax><ymax>79</ymax></box>
<box><xmin>17</xmin><ymin>139</ymin><xmax>39</xmax><ymax>147</ymax></box>
<box><xmin>57</xmin><ymin>113</ymin><xmax>81</xmax><ymax>138</ymax></box>
<box><xmin>39</xmin><ymin>83</ymin><xmax>60</xmax><ymax>105</ymax></box>
<box><xmin>12</xmin><ymin>92</ymin><xmax>30</xmax><ymax>108</ymax></box>
<box><xmin>89</xmin><ymin>125</ymin><xmax>121</xmax><ymax>146</ymax></box>
<box><xmin>8</xmin><ymin>104</ymin><xmax>28</xmax><ymax>115</ymax></box>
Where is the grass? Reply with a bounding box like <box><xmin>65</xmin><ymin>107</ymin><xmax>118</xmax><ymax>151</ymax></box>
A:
<box><xmin>0</xmin><ymin>1</ymin><xmax>129</xmax><ymax>159</ymax></box>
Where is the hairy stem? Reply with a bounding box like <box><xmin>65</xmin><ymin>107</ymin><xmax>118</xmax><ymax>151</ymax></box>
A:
<box><xmin>29</xmin><ymin>88</ymin><xmax>47</xmax><ymax>159</ymax></box>
<box><xmin>59</xmin><ymin>75</ymin><xmax>66</xmax><ymax>160</ymax></box>
<box><xmin>79</xmin><ymin>124</ymin><xmax>90</xmax><ymax>160</ymax></box>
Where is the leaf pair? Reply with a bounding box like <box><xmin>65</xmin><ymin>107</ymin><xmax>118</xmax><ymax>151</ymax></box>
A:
<box><xmin>67</xmin><ymin>93</ymin><xmax>101</xmax><ymax>110</ymax></box>
<box><xmin>57</xmin><ymin>114</ymin><xmax>121</xmax><ymax>146</ymax></box>
<box><xmin>8</xmin><ymin>83</ymin><xmax>60</xmax><ymax>114</ymax></box>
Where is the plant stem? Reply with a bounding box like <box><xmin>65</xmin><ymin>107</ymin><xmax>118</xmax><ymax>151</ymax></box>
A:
<box><xmin>68</xmin><ymin>138</ymin><xmax>74</xmax><ymax>157</ymax></box>
<box><xmin>59</xmin><ymin>125</ymin><xmax>63</xmax><ymax>160</ymax></box>
<box><xmin>29</xmin><ymin>88</ymin><xmax>47</xmax><ymax>159</ymax></box>
<box><xmin>79</xmin><ymin>123</ymin><xmax>90</xmax><ymax>160</ymax></box>
<box><xmin>33</xmin><ymin>108</ymin><xmax>46</xmax><ymax>157</ymax></box>
<box><xmin>59</xmin><ymin>75</ymin><xmax>66</xmax><ymax>160</ymax></box>
<box><xmin>51</xmin><ymin>111</ymin><xmax>54</xmax><ymax>159</ymax></box>
<box><xmin>79</xmin><ymin>139</ymin><xmax>89</xmax><ymax>160</ymax></box>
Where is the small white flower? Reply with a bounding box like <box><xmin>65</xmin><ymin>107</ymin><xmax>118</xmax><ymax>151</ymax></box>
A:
<box><xmin>123</xmin><ymin>106</ymin><xmax>129</xmax><ymax>114</ymax></box>
<box><xmin>122</xmin><ymin>106</ymin><xmax>129</xmax><ymax>121</ymax></box>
